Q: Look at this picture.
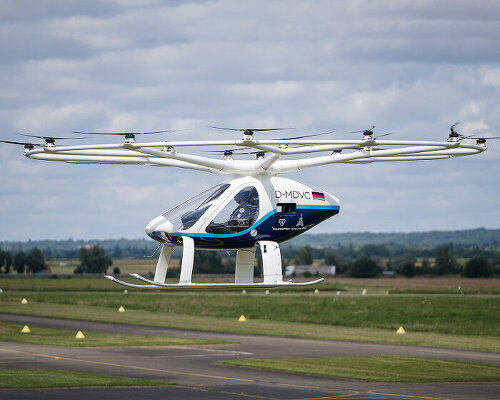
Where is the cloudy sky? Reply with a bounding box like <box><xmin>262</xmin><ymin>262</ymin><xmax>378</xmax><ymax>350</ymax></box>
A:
<box><xmin>0</xmin><ymin>0</ymin><xmax>499</xmax><ymax>241</ymax></box>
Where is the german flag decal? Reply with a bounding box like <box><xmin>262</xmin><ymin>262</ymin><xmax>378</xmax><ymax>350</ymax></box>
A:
<box><xmin>312</xmin><ymin>191</ymin><xmax>325</xmax><ymax>200</ymax></box>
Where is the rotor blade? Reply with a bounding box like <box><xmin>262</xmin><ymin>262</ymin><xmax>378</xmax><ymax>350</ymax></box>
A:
<box><xmin>72</xmin><ymin>130</ymin><xmax>180</xmax><ymax>135</ymax></box>
<box><xmin>208</xmin><ymin>126</ymin><xmax>294</xmax><ymax>132</ymax></box>
<box><xmin>350</xmin><ymin>125</ymin><xmax>376</xmax><ymax>134</ymax></box>
<box><xmin>248</xmin><ymin>128</ymin><xmax>294</xmax><ymax>132</ymax></box>
<box><xmin>274</xmin><ymin>130</ymin><xmax>336</xmax><ymax>140</ymax></box>
<box><xmin>207</xmin><ymin>126</ymin><xmax>242</xmax><ymax>132</ymax></box>
<box><xmin>141</xmin><ymin>129</ymin><xmax>183</xmax><ymax>134</ymax></box>
<box><xmin>0</xmin><ymin>140</ymin><xmax>42</xmax><ymax>147</ymax></box>
<box><xmin>203</xmin><ymin>147</ymin><xmax>252</xmax><ymax>154</ymax></box>
<box><xmin>19</xmin><ymin>133</ymin><xmax>86</xmax><ymax>140</ymax></box>
<box><xmin>374</xmin><ymin>132</ymin><xmax>394</xmax><ymax>139</ymax></box>
<box><xmin>223</xmin><ymin>150</ymin><xmax>266</xmax><ymax>155</ymax></box>
<box><xmin>465</xmin><ymin>136</ymin><xmax>500</xmax><ymax>140</ymax></box>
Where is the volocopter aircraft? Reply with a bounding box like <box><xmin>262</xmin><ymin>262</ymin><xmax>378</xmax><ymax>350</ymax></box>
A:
<box><xmin>2</xmin><ymin>123</ymin><xmax>495</xmax><ymax>289</ymax></box>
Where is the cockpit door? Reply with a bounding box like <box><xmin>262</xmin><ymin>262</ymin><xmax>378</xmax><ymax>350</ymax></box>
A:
<box><xmin>204</xmin><ymin>185</ymin><xmax>260</xmax><ymax>234</ymax></box>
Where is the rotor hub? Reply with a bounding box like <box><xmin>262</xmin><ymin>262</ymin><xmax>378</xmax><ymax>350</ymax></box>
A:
<box><xmin>125</xmin><ymin>133</ymin><xmax>136</xmax><ymax>143</ymax></box>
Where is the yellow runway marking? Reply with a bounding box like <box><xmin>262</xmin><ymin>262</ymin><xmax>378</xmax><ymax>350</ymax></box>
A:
<box><xmin>0</xmin><ymin>346</ymin><xmax>364</xmax><ymax>397</ymax></box>
<box><xmin>287</xmin><ymin>394</ymin><xmax>360</xmax><ymax>399</ymax></box>
<box><xmin>0</xmin><ymin>347</ymin><xmax>469</xmax><ymax>400</ymax></box>
<box><xmin>367</xmin><ymin>390</ymin><xmax>453</xmax><ymax>400</ymax></box>
<box><xmin>0</xmin><ymin>347</ymin><xmax>254</xmax><ymax>383</ymax></box>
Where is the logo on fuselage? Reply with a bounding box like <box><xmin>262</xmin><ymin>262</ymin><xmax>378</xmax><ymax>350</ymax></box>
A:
<box><xmin>278</xmin><ymin>218</ymin><xmax>286</xmax><ymax>227</ymax></box>
<box><xmin>296</xmin><ymin>214</ymin><xmax>304</xmax><ymax>227</ymax></box>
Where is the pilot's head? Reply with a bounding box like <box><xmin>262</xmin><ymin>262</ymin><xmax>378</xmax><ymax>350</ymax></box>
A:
<box><xmin>234</xmin><ymin>188</ymin><xmax>253</xmax><ymax>204</ymax></box>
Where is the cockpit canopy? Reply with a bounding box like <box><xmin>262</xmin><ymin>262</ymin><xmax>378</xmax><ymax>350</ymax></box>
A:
<box><xmin>161</xmin><ymin>183</ymin><xmax>230</xmax><ymax>231</ymax></box>
<box><xmin>160</xmin><ymin>182</ymin><xmax>260</xmax><ymax>234</ymax></box>
<box><xmin>206</xmin><ymin>186</ymin><xmax>259</xmax><ymax>234</ymax></box>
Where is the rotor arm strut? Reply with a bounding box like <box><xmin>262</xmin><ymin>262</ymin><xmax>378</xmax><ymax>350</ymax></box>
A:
<box><xmin>268</xmin><ymin>143</ymin><xmax>479</xmax><ymax>173</ymax></box>
<box><xmin>124</xmin><ymin>144</ymin><xmax>226</xmax><ymax>171</ymax></box>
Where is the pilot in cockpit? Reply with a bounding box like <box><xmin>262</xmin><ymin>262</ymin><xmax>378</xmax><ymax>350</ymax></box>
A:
<box><xmin>206</xmin><ymin>187</ymin><xmax>259</xmax><ymax>234</ymax></box>
<box><xmin>228</xmin><ymin>187</ymin><xmax>259</xmax><ymax>228</ymax></box>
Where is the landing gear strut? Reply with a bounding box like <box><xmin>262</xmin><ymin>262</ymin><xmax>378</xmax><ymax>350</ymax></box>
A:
<box><xmin>105</xmin><ymin>239</ymin><xmax>323</xmax><ymax>289</ymax></box>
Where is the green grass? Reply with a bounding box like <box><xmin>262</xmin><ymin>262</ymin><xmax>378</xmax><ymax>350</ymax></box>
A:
<box><xmin>389</xmin><ymin>287</ymin><xmax>500</xmax><ymax>295</ymax></box>
<box><xmin>0</xmin><ymin>369</ymin><xmax>174</xmax><ymax>389</ymax></box>
<box><xmin>0</xmin><ymin>300</ymin><xmax>498</xmax><ymax>351</ymax></box>
<box><xmin>0</xmin><ymin>321</ymin><xmax>228</xmax><ymax>347</ymax></box>
<box><xmin>2</xmin><ymin>290</ymin><xmax>498</xmax><ymax>336</ymax></box>
<box><xmin>1</xmin><ymin>276</ymin><xmax>499</xmax><ymax>351</ymax></box>
<box><xmin>0</xmin><ymin>276</ymin><xmax>127</xmax><ymax>292</ymax></box>
<box><xmin>219</xmin><ymin>356</ymin><xmax>500</xmax><ymax>382</ymax></box>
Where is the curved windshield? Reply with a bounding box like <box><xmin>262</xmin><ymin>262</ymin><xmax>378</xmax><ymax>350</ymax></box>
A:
<box><xmin>206</xmin><ymin>186</ymin><xmax>259</xmax><ymax>234</ymax></box>
<box><xmin>162</xmin><ymin>183</ymin><xmax>230</xmax><ymax>231</ymax></box>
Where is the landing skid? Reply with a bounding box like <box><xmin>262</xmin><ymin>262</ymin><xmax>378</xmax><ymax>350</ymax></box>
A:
<box><xmin>105</xmin><ymin>239</ymin><xmax>324</xmax><ymax>290</ymax></box>
<box><xmin>105</xmin><ymin>274</ymin><xmax>324</xmax><ymax>289</ymax></box>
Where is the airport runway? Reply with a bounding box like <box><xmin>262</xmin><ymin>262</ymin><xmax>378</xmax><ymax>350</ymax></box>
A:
<box><xmin>0</xmin><ymin>313</ymin><xmax>499</xmax><ymax>399</ymax></box>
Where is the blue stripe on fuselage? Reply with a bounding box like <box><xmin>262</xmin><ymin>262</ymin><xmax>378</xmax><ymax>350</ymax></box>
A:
<box><xmin>168</xmin><ymin>205</ymin><xmax>339</xmax><ymax>247</ymax></box>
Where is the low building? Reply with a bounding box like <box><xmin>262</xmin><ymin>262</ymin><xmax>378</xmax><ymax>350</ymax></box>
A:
<box><xmin>285</xmin><ymin>264</ymin><xmax>336</xmax><ymax>276</ymax></box>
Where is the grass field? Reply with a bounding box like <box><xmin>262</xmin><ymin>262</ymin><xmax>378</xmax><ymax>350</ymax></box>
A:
<box><xmin>0</xmin><ymin>369</ymin><xmax>173</xmax><ymax>389</ymax></box>
<box><xmin>1</xmin><ymin>290</ymin><xmax>498</xmax><ymax>336</ymax></box>
<box><xmin>48</xmin><ymin>258</ymin><xmax>164</xmax><ymax>275</ymax></box>
<box><xmin>219</xmin><ymin>356</ymin><xmax>500</xmax><ymax>382</ymax></box>
<box><xmin>0</xmin><ymin>321</ymin><xmax>228</xmax><ymax>347</ymax></box>
<box><xmin>0</xmin><ymin>297</ymin><xmax>498</xmax><ymax>351</ymax></box>
<box><xmin>0</xmin><ymin>275</ymin><xmax>499</xmax><ymax>351</ymax></box>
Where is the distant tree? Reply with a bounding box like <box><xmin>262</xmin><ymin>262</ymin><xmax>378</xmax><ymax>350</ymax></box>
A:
<box><xmin>76</xmin><ymin>245</ymin><xmax>113</xmax><ymax>274</ymax></box>
<box><xmin>26</xmin><ymin>248</ymin><xmax>45</xmax><ymax>274</ymax></box>
<box><xmin>324</xmin><ymin>250</ymin><xmax>337</xmax><ymax>265</ymax></box>
<box><xmin>13</xmin><ymin>251</ymin><xmax>26</xmax><ymax>274</ymax></box>
<box><xmin>166</xmin><ymin>267</ymin><xmax>180</xmax><ymax>278</ymax></box>
<box><xmin>0</xmin><ymin>249</ymin><xmax>5</xmax><ymax>273</ymax></box>
<box><xmin>350</xmin><ymin>256</ymin><xmax>380</xmax><ymax>278</ymax></box>
<box><xmin>463</xmin><ymin>257</ymin><xmax>493</xmax><ymax>278</ymax></box>
<box><xmin>391</xmin><ymin>255</ymin><xmax>415</xmax><ymax>274</ymax></box>
<box><xmin>435</xmin><ymin>245</ymin><xmax>458</xmax><ymax>275</ymax></box>
<box><xmin>360</xmin><ymin>244</ymin><xmax>390</xmax><ymax>257</ymax></box>
<box><xmin>294</xmin><ymin>246</ymin><xmax>313</xmax><ymax>265</ymax></box>
<box><xmin>193</xmin><ymin>250</ymin><xmax>233</xmax><ymax>274</ymax></box>
<box><xmin>113</xmin><ymin>245</ymin><xmax>123</xmax><ymax>258</ymax></box>
<box><xmin>3</xmin><ymin>251</ymin><xmax>12</xmax><ymax>274</ymax></box>
<box><xmin>415</xmin><ymin>258</ymin><xmax>434</xmax><ymax>275</ymax></box>
<box><xmin>112</xmin><ymin>267</ymin><xmax>121</xmax><ymax>275</ymax></box>
<box><xmin>402</xmin><ymin>261</ymin><xmax>416</xmax><ymax>278</ymax></box>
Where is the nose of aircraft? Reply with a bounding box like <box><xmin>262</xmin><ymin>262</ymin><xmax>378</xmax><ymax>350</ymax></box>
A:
<box><xmin>145</xmin><ymin>216</ymin><xmax>174</xmax><ymax>242</ymax></box>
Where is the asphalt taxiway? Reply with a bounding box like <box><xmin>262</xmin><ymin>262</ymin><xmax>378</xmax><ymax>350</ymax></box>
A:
<box><xmin>0</xmin><ymin>313</ymin><xmax>498</xmax><ymax>400</ymax></box>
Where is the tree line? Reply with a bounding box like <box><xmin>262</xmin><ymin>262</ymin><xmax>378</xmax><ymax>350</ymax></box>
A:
<box><xmin>0</xmin><ymin>248</ymin><xmax>46</xmax><ymax>274</ymax></box>
<box><xmin>0</xmin><ymin>245</ymin><xmax>113</xmax><ymax>275</ymax></box>
<box><xmin>285</xmin><ymin>244</ymin><xmax>497</xmax><ymax>278</ymax></box>
<box><xmin>0</xmin><ymin>240</ymin><xmax>498</xmax><ymax>278</ymax></box>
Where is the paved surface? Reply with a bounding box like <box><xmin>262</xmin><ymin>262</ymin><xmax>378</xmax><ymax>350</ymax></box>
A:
<box><xmin>0</xmin><ymin>313</ymin><xmax>499</xmax><ymax>400</ymax></box>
